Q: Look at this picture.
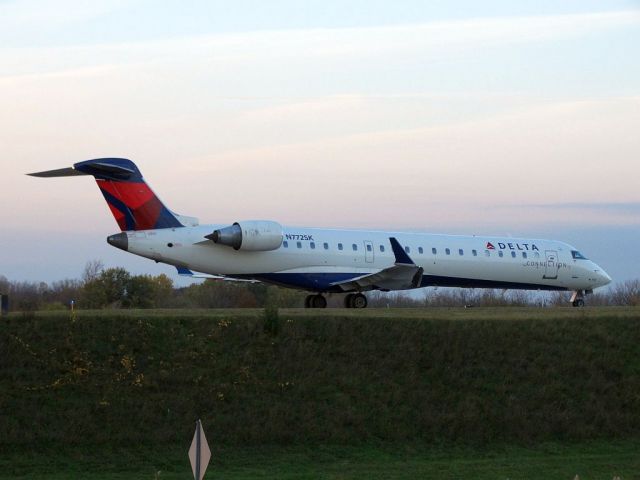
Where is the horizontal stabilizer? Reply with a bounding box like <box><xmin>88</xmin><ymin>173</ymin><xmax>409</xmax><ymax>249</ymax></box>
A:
<box><xmin>76</xmin><ymin>160</ymin><xmax>136</xmax><ymax>179</ymax></box>
<box><xmin>27</xmin><ymin>167</ymin><xmax>87</xmax><ymax>178</ymax></box>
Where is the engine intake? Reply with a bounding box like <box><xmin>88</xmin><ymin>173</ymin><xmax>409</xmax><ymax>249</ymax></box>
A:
<box><xmin>207</xmin><ymin>220</ymin><xmax>283</xmax><ymax>251</ymax></box>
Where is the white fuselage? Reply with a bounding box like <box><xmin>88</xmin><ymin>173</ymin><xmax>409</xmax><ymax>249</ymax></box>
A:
<box><xmin>123</xmin><ymin>224</ymin><xmax>611</xmax><ymax>293</ymax></box>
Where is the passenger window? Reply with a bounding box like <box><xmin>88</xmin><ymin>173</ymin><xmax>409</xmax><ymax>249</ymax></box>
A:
<box><xmin>366</xmin><ymin>244</ymin><xmax>372</xmax><ymax>252</ymax></box>
<box><xmin>458</xmin><ymin>249</ymin><xmax>464</xmax><ymax>256</ymax></box>
<box><xmin>418</xmin><ymin>247</ymin><xmax>424</xmax><ymax>254</ymax></box>
<box><xmin>472</xmin><ymin>249</ymin><xmax>477</xmax><ymax>256</ymax></box>
<box><xmin>310</xmin><ymin>242</ymin><xmax>315</xmax><ymax>249</ymax></box>
<box><xmin>352</xmin><ymin>244</ymin><xmax>358</xmax><ymax>251</ymax></box>
<box><xmin>522</xmin><ymin>252</ymin><xmax>527</xmax><ymax>259</ymax></box>
<box><xmin>432</xmin><ymin>247</ymin><xmax>437</xmax><ymax>254</ymax></box>
<box><xmin>485</xmin><ymin>250</ymin><xmax>490</xmax><ymax>257</ymax></box>
<box><xmin>405</xmin><ymin>246</ymin><xmax>410</xmax><ymax>253</ymax></box>
<box><xmin>297</xmin><ymin>241</ymin><xmax>302</xmax><ymax>249</ymax></box>
<box><xmin>338</xmin><ymin>243</ymin><xmax>343</xmax><ymax>251</ymax></box>
<box><xmin>380</xmin><ymin>245</ymin><xmax>385</xmax><ymax>253</ymax></box>
<box><xmin>323</xmin><ymin>242</ymin><xmax>329</xmax><ymax>250</ymax></box>
<box><xmin>283</xmin><ymin>241</ymin><xmax>288</xmax><ymax>248</ymax></box>
<box><xmin>511</xmin><ymin>251</ymin><xmax>516</xmax><ymax>258</ymax></box>
<box><xmin>534</xmin><ymin>252</ymin><xmax>540</xmax><ymax>258</ymax></box>
<box><xmin>445</xmin><ymin>248</ymin><xmax>450</xmax><ymax>255</ymax></box>
<box><xmin>498</xmin><ymin>251</ymin><xmax>504</xmax><ymax>257</ymax></box>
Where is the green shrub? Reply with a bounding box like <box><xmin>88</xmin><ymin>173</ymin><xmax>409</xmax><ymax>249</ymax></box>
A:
<box><xmin>263</xmin><ymin>304</ymin><xmax>280</xmax><ymax>335</ymax></box>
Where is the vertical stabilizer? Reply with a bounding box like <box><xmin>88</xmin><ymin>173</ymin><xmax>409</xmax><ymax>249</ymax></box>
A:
<box><xmin>29</xmin><ymin>158</ymin><xmax>184</xmax><ymax>231</ymax></box>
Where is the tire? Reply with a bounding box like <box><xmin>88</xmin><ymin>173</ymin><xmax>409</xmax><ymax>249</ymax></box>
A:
<box><xmin>311</xmin><ymin>295</ymin><xmax>327</xmax><ymax>308</ymax></box>
<box><xmin>304</xmin><ymin>295</ymin><xmax>313</xmax><ymax>308</ymax></box>
<box><xmin>572</xmin><ymin>298</ymin><xmax>585</xmax><ymax>308</ymax></box>
<box><xmin>352</xmin><ymin>293</ymin><xmax>367</xmax><ymax>309</ymax></box>
<box><xmin>344</xmin><ymin>294</ymin><xmax>355</xmax><ymax>308</ymax></box>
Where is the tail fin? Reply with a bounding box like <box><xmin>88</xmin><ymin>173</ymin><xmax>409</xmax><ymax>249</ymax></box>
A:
<box><xmin>29</xmin><ymin>158</ymin><xmax>184</xmax><ymax>231</ymax></box>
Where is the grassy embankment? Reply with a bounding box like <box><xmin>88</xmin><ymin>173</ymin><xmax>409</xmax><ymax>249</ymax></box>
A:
<box><xmin>1</xmin><ymin>307</ymin><xmax>639</xmax><ymax>478</ymax></box>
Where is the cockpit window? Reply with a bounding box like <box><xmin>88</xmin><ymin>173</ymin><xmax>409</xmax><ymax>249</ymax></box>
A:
<box><xmin>571</xmin><ymin>250</ymin><xmax>588</xmax><ymax>260</ymax></box>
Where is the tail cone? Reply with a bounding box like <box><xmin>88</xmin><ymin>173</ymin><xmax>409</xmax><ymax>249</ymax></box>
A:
<box><xmin>107</xmin><ymin>232</ymin><xmax>128</xmax><ymax>251</ymax></box>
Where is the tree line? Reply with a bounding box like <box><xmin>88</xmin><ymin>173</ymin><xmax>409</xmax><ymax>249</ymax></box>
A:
<box><xmin>0</xmin><ymin>260</ymin><xmax>638</xmax><ymax>311</ymax></box>
<box><xmin>0</xmin><ymin>260</ymin><xmax>305</xmax><ymax>311</ymax></box>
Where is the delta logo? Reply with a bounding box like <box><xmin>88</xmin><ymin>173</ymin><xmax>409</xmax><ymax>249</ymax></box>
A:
<box><xmin>486</xmin><ymin>241</ymin><xmax>539</xmax><ymax>251</ymax></box>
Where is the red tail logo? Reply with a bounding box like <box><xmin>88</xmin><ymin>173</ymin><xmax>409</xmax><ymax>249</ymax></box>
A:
<box><xmin>74</xmin><ymin>158</ymin><xmax>182</xmax><ymax>231</ymax></box>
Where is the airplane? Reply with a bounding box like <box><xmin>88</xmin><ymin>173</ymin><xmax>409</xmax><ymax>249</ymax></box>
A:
<box><xmin>28</xmin><ymin>158</ymin><xmax>612</xmax><ymax>308</ymax></box>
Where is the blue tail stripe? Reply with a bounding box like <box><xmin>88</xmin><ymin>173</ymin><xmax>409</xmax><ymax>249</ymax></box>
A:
<box><xmin>100</xmin><ymin>189</ymin><xmax>136</xmax><ymax>230</ymax></box>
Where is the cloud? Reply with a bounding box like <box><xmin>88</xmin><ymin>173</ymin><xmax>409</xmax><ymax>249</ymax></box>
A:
<box><xmin>511</xmin><ymin>202</ymin><xmax>640</xmax><ymax>226</ymax></box>
<box><xmin>1</xmin><ymin>10</ymin><xmax>638</xmax><ymax>78</ymax></box>
<box><xmin>4</xmin><ymin>93</ymin><xmax>638</xmax><ymax>231</ymax></box>
<box><xmin>160</xmin><ymin>96</ymin><xmax>640</xmax><ymax>229</ymax></box>
<box><xmin>525</xmin><ymin>201</ymin><xmax>640</xmax><ymax>212</ymax></box>
<box><xmin>1</xmin><ymin>9</ymin><xmax>638</xmax><ymax>235</ymax></box>
<box><xmin>0</xmin><ymin>0</ymin><xmax>132</xmax><ymax>32</ymax></box>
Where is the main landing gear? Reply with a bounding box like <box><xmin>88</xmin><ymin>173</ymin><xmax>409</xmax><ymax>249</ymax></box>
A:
<box><xmin>344</xmin><ymin>293</ymin><xmax>368</xmax><ymax>309</ymax></box>
<box><xmin>303</xmin><ymin>293</ymin><xmax>369</xmax><ymax>308</ymax></box>
<box><xmin>570</xmin><ymin>290</ymin><xmax>587</xmax><ymax>307</ymax></box>
<box><xmin>304</xmin><ymin>294</ymin><xmax>327</xmax><ymax>309</ymax></box>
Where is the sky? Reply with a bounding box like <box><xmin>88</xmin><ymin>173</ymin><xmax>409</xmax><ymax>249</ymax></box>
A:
<box><xmin>0</xmin><ymin>0</ymin><xmax>639</xmax><ymax>287</ymax></box>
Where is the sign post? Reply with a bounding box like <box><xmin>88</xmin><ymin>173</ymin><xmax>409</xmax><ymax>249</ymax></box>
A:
<box><xmin>188</xmin><ymin>419</ymin><xmax>211</xmax><ymax>480</ymax></box>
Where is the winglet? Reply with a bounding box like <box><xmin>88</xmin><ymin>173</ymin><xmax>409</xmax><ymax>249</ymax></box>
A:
<box><xmin>389</xmin><ymin>237</ymin><xmax>415</xmax><ymax>265</ymax></box>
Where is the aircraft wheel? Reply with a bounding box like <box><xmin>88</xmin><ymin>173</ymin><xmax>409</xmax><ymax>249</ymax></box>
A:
<box><xmin>311</xmin><ymin>295</ymin><xmax>327</xmax><ymax>308</ymax></box>
<box><xmin>572</xmin><ymin>298</ymin><xmax>585</xmax><ymax>308</ymax></box>
<box><xmin>304</xmin><ymin>295</ymin><xmax>313</xmax><ymax>308</ymax></box>
<box><xmin>352</xmin><ymin>293</ymin><xmax>367</xmax><ymax>309</ymax></box>
<box><xmin>344</xmin><ymin>294</ymin><xmax>355</xmax><ymax>308</ymax></box>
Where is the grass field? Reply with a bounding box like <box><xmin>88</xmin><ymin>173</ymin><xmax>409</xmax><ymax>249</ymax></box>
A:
<box><xmin>11</xmin><ymin>305</ymin><xmax>639</xmax><ymax>320</ymax></box>
<box><xmin>2</xmin><ymin>307</ymin><xmax>639</xmax><ymax>478</ymax></box>
<box><xmin>1</xmin><ymin>441</ymin><xmax>639</xmax><ymax>479</ymax></box>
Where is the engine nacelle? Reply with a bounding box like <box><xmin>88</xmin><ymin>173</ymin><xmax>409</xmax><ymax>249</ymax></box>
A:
<box><xmin>207</xmin><ymin>220</ymin><xmax>283</xmax><ymax>251</ymax></box>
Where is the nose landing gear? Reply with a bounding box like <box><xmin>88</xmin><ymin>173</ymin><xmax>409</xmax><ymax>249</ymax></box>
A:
<box><xmin>570</xmin><ymin>290</ymin><xmax>586</xmax><ymax>307</ymax></box>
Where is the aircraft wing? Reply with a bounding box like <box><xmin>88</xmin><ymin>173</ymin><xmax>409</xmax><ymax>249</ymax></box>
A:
<box><xmin>330</xmin><ymin>237</ymin><xmax>424</xmax><ymax>291</ymax></box>
<box><xmin>176</xmin><ymin>267</ymin><xmax>260</xmax><ymax>283</ymax></box>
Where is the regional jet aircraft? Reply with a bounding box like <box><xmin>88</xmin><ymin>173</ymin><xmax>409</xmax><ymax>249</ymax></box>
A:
<box><xmin>29</xmin><ymin>158</ymin><xmax>611</xmax><ymax>308</ymax></box>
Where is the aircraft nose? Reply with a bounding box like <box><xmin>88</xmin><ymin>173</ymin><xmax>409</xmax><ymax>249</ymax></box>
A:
<box><xmin>594</xmin><ymin>267</ymin><xmax>612</xmax><ymax>287</ymax></box>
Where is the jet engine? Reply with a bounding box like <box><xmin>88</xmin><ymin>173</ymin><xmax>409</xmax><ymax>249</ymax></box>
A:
<box><xmin>206</xmin><ymin>220</ymin><xmax>283</xmax><ymax>251</ymax></box>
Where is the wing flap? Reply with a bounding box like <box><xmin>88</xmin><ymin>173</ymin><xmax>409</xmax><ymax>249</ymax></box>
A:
<box><xmin>331</xmin><ymin>264</ymin><xmax>423</xmax><ymax>291</ymax></box>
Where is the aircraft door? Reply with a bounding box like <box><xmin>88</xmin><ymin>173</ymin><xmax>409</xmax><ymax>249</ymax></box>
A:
<box><xmin>364</xmin><ymin>240</ymin><xmax>374</xmax><ymax>263</ymax></box>
<box><xmin>543</xmin><ymin>250</ymin><xmax>559</xmax><ymax>279</ymax></box>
